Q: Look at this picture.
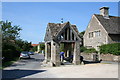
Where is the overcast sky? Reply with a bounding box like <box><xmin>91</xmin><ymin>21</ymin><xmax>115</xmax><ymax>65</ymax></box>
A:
<box><xmin>2</xmin><ymin>2</ymin><xmax>118</xmax><ymax>44</ymax></box>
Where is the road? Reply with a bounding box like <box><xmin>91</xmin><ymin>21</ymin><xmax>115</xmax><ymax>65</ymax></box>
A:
<box><xmin>2</xmin><ymin>53</ymin><xmax>46</xmax><ymax>79</ymax></box>
<box><xmin>2</xmin><ymin>53</ymin><xmax>118</xmax><ymax>79</ymax></box>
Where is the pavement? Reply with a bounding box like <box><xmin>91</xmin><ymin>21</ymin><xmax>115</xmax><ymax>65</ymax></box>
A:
<box><xmin>24</xmin><ymin>62</ymin><xmax>118</xmax><ymax>78</ymax></box>
<box><xmin>2</xmin><ymin>53</ymin><xmax>118</xmax><ymax>79</ymax></box>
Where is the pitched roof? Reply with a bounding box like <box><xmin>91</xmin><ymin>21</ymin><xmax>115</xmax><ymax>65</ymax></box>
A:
<box><xmin>48</xmin><ymin>22</ymin><xmax>67</xmax><ymax>39</ymax></box>
<box><xmin>71</xmin><ymin>24</ymin><xmax>80</xmax><ymax>35</ymax></box>
<box><xmin>44</xmin><ymin>22</ymin><xmax>80</xmax><ymax>41</ymax></box>
<box><xmin>94</xmin><ymin>14</ymin><xmax>120</xmax><ymax>34</ymax></box>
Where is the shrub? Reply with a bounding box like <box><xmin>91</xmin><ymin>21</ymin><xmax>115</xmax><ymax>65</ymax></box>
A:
<box><xmin>80</xmin><ymin>46</ymin><xmax>97</xmax><ymax>53</ymax></box>
<box><xmin>84</xmin><ymin>48</ymin><xmax>97</xmax><ymax>53</ymax></box>
<box><xmin>99</xmin><ymin>43</ymin><xmax>120</xmax><ymax>55</ymax></box>
<box><xmin>80</xmin><ymin>46</ymin><xmax>87</xmax><ymax>52</ymax></box>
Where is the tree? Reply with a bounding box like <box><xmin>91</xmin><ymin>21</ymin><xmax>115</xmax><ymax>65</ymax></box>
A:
<box><xmin>30</xmin><ymin>46</ymin><xmax>37</xmax><ymax>52</ymax></box>
<box><xmin>2</xmin><ymin>21</ymin><xmax>22</xmax><ymax>61</ymax></box>
<box><xmin>40</xmin><ymin>44</ymin><xmax>45</xmax><ymax>51</ymax></box>
<box><xmin>21</xmin><ymin>41</ymin><xmax>32</xmax><ymax>51</ymax></box>
<box><xmin>2</xmin><ymin>21</ymin><xmax>22</xmax><ymax>40</ymax></box>
<box><xmin>15</xmin><ymin>39</ymin><xmax>32</xmax><ymax>51</ymax></box>
<box><xmin>79</xmin><ymin>31</ymin><xmax>85</xmax><ymax>46</ymax></box>
<box><xmin>2</xmin><ymin>20</ymin><xmax>33</xmax><ymax>62</ymax></box>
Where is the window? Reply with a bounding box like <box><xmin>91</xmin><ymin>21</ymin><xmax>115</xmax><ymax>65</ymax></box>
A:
<box><xmin>89</xmin><ymin>30</ymin><xmax>100</xmax><ymax>38</ymax></box>
<box><xmin>89</xmin><ymin>32</ymin><xmax>94</xmax><ymax>38</ymax></box>
<box><xmin>86</xmin><ymin>46</ymin><xmax>93</xmax><ymax>49</ymax></box>
<box><xmin>95</xmin><ymin>30</ymin><xmax>100</xmax><ymax>37</ymax></box>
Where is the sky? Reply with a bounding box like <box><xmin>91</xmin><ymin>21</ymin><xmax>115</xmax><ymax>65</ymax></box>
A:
<box><xmin>2</xmin><ymin>2</ymin><xmax>118</xmax><ymax>44</ymax></box>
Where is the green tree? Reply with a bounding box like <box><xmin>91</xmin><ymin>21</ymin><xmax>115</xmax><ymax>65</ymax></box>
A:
<box><xmin>15</xmin><ymin>39</ymin><xmax>32</xmax><ymax>52</ymax></box>
<box><xmin>2</xmin><ymin>21</ymin><xmax>22</xmax><ymax>61</ymax></box>
<box><xmin>2</xmin><ymin>20</ymin><xmax>33</xmax><ymax>62</ymax></box>
<box><xmin>21</xmin><ymin>41</ymin><xmax>32</xmax><ymax>51</ymax></box>
<box><xmin>30</xmin><ymin>46</ymin><xmax>37</xmax><ymax>52</ymax></box>
<box><xmin>2</xmin><ymin>21</ymin><xmax>22</xmax><ymax>40</ymax></box>
<box><xmin>79</xmin><ymin>31</ymin><xmax>85</xmax><ymax>46</ymax></box>
<box><xmin>40</xmin><ymin>44</ymin><xmax>45</xmax><ymax>51</ymax></box>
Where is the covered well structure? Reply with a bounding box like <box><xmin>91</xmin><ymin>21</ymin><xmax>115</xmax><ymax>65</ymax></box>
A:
<box><xmin>44</xmin><ymin>21</ymin><xmax>81</xmax><ymax>66</ymax></box>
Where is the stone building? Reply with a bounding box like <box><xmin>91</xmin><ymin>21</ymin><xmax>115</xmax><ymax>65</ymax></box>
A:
<box><xmin>83</xmin><ymin>7</ymin><xmax>120</xmax><ymax>50</ymax></box>
<box><xmin>44</xmin><ymin>21</ymin><xmax>81</xmax><ymax>66</ymax></box>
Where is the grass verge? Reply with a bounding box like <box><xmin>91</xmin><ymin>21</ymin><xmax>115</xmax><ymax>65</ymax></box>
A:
<box><xmin>2</xmin><ymin>57</ymin><xmax>19</xmax><ymax>69</ymax></box>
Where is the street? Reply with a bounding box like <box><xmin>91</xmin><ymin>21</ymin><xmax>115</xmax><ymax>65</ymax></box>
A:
<box><xmin>2</xmin><ymin>53</ymin><xmax>46</xmax><ymax>79</ymax></box>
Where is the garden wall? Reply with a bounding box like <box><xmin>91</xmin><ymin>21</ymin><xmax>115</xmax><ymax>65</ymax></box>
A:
<box><xmin>81</xmin><ymin>52</ymin><xmax>120</xmax><ymax>62</ymax></box>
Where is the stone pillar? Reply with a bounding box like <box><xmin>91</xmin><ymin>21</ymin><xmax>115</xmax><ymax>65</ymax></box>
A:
<box><xmin>54</xmin><ymin>42</ymin><xmax>60</xmax><ymax>66</ymax></box>
<box><xmin>51</xmin><ymin>41</ymin><xmax>55</xmax><ymax>63</ymax></box>
<box><xmin>47</xmin><ymin>44</ymin><xmax>51</xmax><ymax>60</ymax></box>
<box><xmin>45</xmin><ymin>42</ymin><xmax>49</xmax><ymax>63</ymax></box>
<box><xmin>73</xmin><ymin>42</ymin><xmax>80</xmax><ymax>65</ymax></box>
<box><xmin>51</xmin><ymin>41</ymin><xmax>60</xmax><ymax>66</ymax></box>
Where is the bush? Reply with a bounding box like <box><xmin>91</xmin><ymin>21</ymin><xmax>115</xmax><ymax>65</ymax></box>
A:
<box><xmin>84</xmin><ymin>48</ymin><xmax>97</xmax><ymax>53</ymax></box>
<box><xmin>80</xmin><ymin>46</ymin><xmax>97</xmax><ymax>53</ymax></box>
<box><xmin>99</xmin><ymin>43</ymin><xmax>120</xmax><ymax>55</ymax></box>
<box><xmin>80</xmin><ymin>46</ymin><xmax>87</xmax><ymax>52</ymax></box>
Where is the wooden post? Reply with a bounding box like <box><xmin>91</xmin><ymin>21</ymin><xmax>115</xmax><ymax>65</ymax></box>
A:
<box><xmin>67</xmin><ymin>50</ymin><xmax>69</xmax><ymax>57</ymax></box>
<box><xmin>67</xmin><ymin>28</ymin><xmax>69</xmax><ymax>40</ymax></box>
<box><xmin>70</xmin><ymin>29</ymin><xmax>72</xmax><ymax>40</ymax></box>
<box><xmin>74</xmin><ymin>35</ymin><xmax>76</xmax><ymax>41</ymax></box>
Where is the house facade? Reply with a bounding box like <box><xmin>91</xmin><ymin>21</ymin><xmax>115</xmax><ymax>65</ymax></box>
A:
<box><xmin>83</xmin><ymin>7</ymin><xmax>120</xmax><ymax>50</ymax></box>
<box><xmin>44</xmin><ymin>21</ymin><xmax>81</xmax><ymax>66</ymax></box>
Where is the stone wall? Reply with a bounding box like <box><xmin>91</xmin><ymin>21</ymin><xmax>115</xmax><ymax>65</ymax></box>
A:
<box><xmin>100</xmin><ymin>54</ymin><xmax>120</xmax><ymax>62</ymax></box>
<box><xmin>81</xmin><ymin>52</ymin><xmax>120</xmax><ymax>62</ymax></box>
<box><xmin>81</xmin><ymin>53</ymin><xmax>92</xmax><ymax>60</ymax></box>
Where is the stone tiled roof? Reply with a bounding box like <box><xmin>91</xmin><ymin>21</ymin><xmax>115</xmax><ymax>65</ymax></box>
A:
<box><xmin>94</xmin><ymin>14</ymin><xmax>120</xmax><ymax>34</ymax></box>
<box><xmin>71</xmin><ymin>24</ymin><xmax>80</xmax><ymax>36</ymax></box>
<box><xmin>48</xmin><ymin>22</ymin><xmax>67</xmax><ymax>39</ymax></box>
<box><xmin>44</xmin><ymin>22</ymin><xmax>80</xmax><ymax>41</ymax></box>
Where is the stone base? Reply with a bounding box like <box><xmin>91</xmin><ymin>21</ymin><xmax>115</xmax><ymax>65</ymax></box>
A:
<box><xmin>73</xmin><ymin>60</ymin><xmax>80</xmax><ymax>65</ymax></box>
<box><xmin>54</xmin><ymin>61</ymin><xmax>61</xmax><ymax>67</ymax></box>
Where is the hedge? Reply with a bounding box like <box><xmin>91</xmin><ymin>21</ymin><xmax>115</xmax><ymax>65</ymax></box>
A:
<box><xmin>80</xmin><ymin>46</ymin><xmax>97</xmax><ymax>53</ymax></box>
<box><xmin>99</xmin><ymin>43</ymin><xmax>120</xmax><ymax>55</ymax></box>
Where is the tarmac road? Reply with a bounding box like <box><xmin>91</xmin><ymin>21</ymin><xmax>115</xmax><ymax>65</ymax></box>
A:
<box><xmin>2</xmin><ymin>53</ymin><xmax>45</xmax><ymax>79</ymax></box>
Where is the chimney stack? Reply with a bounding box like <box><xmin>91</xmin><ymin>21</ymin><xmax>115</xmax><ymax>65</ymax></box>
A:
<box><xmin>100</xmin><ymin>7</ymin><xmax>109</xmax><ymax>19</ymax></box>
